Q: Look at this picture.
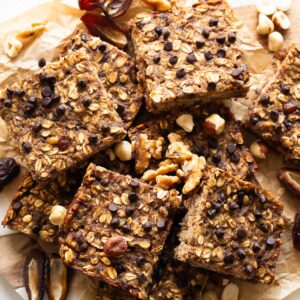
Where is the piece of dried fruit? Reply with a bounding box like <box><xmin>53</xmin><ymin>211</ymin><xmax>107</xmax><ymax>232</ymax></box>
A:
<box><xmin>81</xmin><ymin>13</ymin><xmax>127</xmax><ymax>48</ymax></box>
<box><xmin>0</xmin><ymin>157</ymin><xmax>20</xmax><ymax>191</ymax></box>
<box><xmin>79</xmin><ymin>0</ymin><xmax>100</xmax><ymax>10</ymax></box>
<box><xmin>278</xmin><ymin>169</ymin><xmax>300</xmax><ymax>196</ymax></box>
<box><xmin>104</xmin><ymin>235</ymin><xmax>128</xmax><ymax>256</ymax></box>
<box><xmin>24</xmin><ymin>249</ymin><xmax>48</xmax><ymax>300</ymax></box>
<box><xmin>100</xmin><ymin>0</ymin><xmax>132</xmax><ymax>18</ymax></box>
<box><xmin>292</xmin><ymin>208</ymin><xmax>300</xmax><ymax>251</ymax></box>
<box><xmin>47</xmin><ymin>258</ymin><xmax>68</xmax><ymax>300</ymax></box>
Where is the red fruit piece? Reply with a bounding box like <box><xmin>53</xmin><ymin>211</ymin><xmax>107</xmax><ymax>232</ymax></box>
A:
<box><xmin>81</xmin><ymin>13</ymin><xmax>128</xmax><ymax>49</ymax></box>
<box><xmin>79</xmin><ymin>0</ymin><xmax>100</xmax><ymax>11</ymax></box>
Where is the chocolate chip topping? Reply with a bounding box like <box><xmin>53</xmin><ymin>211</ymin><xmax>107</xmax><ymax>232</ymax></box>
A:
<box><xmin>164</xmin><ymin>42</ymin><xmax>173</xmax><ymax>51</ymax></box>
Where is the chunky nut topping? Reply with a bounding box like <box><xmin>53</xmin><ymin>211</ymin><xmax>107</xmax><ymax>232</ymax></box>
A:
<box><xmin>104</xmin><ymin>236</ymin><xmax>128</xmax><ymax>257</ymax></box>
<box><xmin>49</xmin><ymin>205</ymin><xmax>67</xmax><ymax>226</ymax></box>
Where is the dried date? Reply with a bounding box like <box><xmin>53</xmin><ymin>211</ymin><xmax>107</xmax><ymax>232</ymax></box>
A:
<box><xmin>292</xmin><ymin>208</ymin><xmax>300</xmax><ymax>251</ymax></box>
<box><xmin>79</xmin><ymin>0</ymin><xmax>100</xmax><ymax>10</ymax></box>
<box><xmin>278</xmin><ymin>168</ymin><xmax>300</xmax><ymax>197</ymax></box>
<box><xmin>0</xmin><ymin>157</ymin><xmax>20</xmax><ymax>191</ymax></box>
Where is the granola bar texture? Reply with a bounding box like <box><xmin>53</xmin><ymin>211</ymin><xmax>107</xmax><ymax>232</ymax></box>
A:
<box><xmin>0</xmin><ymin>48</ymin><xmax>126</xmax><ymax>182</ymax></box>
<box><xmin>57</xmin><ymin>30</ymin><xmax>142</xmax><ymax>128</ymax></box>
<box><xmin>248</xmin><ymin>45</ymin><xmax>300</xmax><ymax>165</ymax></box>
<box><xmin>175</xmin><ymin>165</ymin><xmax>284</xmax><ymax>284</ymax></box>
<box><xmin>130</xmin><ymin>0</ymin><xmax>250</xmax><ymax>113</ymax></box>
<box><xmin>129</xmin><ymin>104</ymin><xmax>256</xmax><ymax>183</ymax></box>
<box><xmin>59</xmin><ymin>164</ymin><xmax>181</xmax><ymax>299</ymax></box>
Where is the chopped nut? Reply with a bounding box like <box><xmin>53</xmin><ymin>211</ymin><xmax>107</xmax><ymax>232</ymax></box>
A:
<box><xmin>221</xmin><ymin>283</ymin><xmax>239</xmax><ymax>300</ymax></box>
<box><xmin>278</xmin><ymin>169</ymin><xmax>300</xmax><ymax>196</ymax></box>
<box><xmin>275</xmin><ymin>0</ymin><xmax>292</xmax><ymax>12</ymax></box>
<box><xmin>16</xmin><ymin>22</ymin><xmax>46</xmax><ymax>40</ymax></box>
<box><xmin>156</xmin><ymin>175</ymin><xmax>181</xmax><ymax>190</ymax></box>
<box><xmin>268</xmin><ymin>31</ymin><xmax>284</xmax><ymax>52</ymax></box>
<box><xmin>202</xmin><ymin>290</ymin><xmax>218</xmax><ymax>300</ymax></box>
<box><xmin>176</xmin><ymin>114</ymin><xmax>194</xmax><ymax>132</ymax></box>
<box><xmin>203</xmin><ymin>114</ymin><xmax>225</xmax><ymax>136</ymax></box>
<box><xmin>256</xmin><ymin>0</ymin><xmax>276</xmax><ymax>15</ymax></box>
<box><xmin>49</xmin><ymin>205</ymin><xmax>67</xmax><ymax>226</ymax></box>
<box><xmin>250</xmin><ymin>140</ymin><xmax>269</xmax><ymax>159</ymax></box>
<box><xmin>142</xmin><ymin>162</ymin><xmax>178</xmax><ymax>182</ymax></box>
<box><xmin>114</xmin><ymin>141</ymin><xmax>132</xmax><ymax>161</ymax></box>
<box><xmin>104</xmin><ymin>236</ymin><xmax>128</xmax><ymax>257</ymax></box>
<box><xmin>256</xmin><ymin>13</ymin><xmax>274</xmax><ymax>35</ymax></box>
<box><xmin>272</xmin><ymin>11</ymin><xmax>291</xmax><ymax>30</ymax></box>
<box><xmin>142</xmin><ymin>0</ymin><xmax>171</xmax><ymax>11</ymax></box>
<box><xmin>3</xmin><ymin>37</ymin><xmax>23</xmax><ymax>58</ymax></box>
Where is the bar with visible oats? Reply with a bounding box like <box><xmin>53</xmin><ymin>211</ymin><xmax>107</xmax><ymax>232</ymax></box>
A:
<box><xmin>130</xmin><ymin>0</ymin><xmax>249</xmax><ymax>113</ymax></box>
<box><xmin>0</xmin><ymin>48</ymin><xmax>126</xmax><ymax>182</ymax></box>
<box><xmin>59</xmin><ymin>164</ymin><xmax>181</xmax><ymax>299</ymax></box>
<box><xmin>175</xmin><ymin>165</ymin><xmax>284</xmax><ymax>284</ymax></box>
<box><xmin>56</xmin><ymin>30</ymin><xmax>142</xmax><ymax>128</ymax></box>
<box><xmin>248</xmin><ymin>45</ymin><xmax>300</xmax><ymax>166</ymax></box>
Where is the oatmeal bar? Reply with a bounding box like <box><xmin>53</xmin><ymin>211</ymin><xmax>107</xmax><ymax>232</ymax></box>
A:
<box><xmin>248</xmin><ymin>45</ymin><xmax>300</xmax><ymax>165</ymax></box>
<box><xmin>130</xmin><ymin>1</ymin><xmax>249</xmax><ymax>113</ymax></box>
<box><xmin>129</xmin><ymin>104</ymin><xmax>256</xmax><ymax>182</ymax></box>
<box><xmin>59</xmin><ymin>164</ymin><xmax>181</xmax><ymax>299</ymax></box>
<box><xmin>2</xmin><ymin>152</ymin><xmax>130</xmax><ymax>243</ymax></box>
<box><xmin>56</xmin><ymin>30</ymin><xmax>142</xmax><ymax>128</ymax></box>
<box><xmin>175</xmin><ymin>165</ymin><xmax>284</xmax><ymax>284</ymax></box>
<box><xmin>0</xmin><ymin>48</ymin><xmax>126</xmax><ymax>182</ymax></box>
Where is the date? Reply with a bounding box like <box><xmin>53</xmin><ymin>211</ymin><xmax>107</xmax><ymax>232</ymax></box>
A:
<box><xmin>293</xmin><ymin>208</ymin><xmax>300</xmax><ymax>251</ymax></box>
<box><xmin>0</xmin><ymin>157</ymin><xmax>20</xmax><ymax>191</ymax></box>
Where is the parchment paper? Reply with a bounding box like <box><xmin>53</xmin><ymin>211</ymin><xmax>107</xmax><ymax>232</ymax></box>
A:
<box><xmin>0</xmin><ymin>0</ymin><xmax>299</xmax><ymax>299</ymax></box>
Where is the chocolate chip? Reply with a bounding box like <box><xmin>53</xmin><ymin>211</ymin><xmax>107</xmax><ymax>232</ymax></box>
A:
<box><xmin>22</xmin><ymin>142</ymin><xmax>32</xmax><ymax>153</ymax></box>
<box><xmin>212</xmin><ymin>202</ymin><xmax>222</xmax><ymax>211</ymax></box>
<box><xmin>157</xmin><ymin>219</ymin><xmax>166</xmax><ymax>230</ymax></box>
<box><xmin>274</xmin><ymin>124</ymin><xmax>282</xmax><ymax>134</ymax></box>
<box><xmin>41</xmin><ymin>86</ymin><xmax>52</xmax><ymax>98</ymax></box>
<box><xmin>169</xmin><ymin>55</ymin><xmax>178</xmax><ymax>65</ymax></box>
<box><xmin>252</xmin><ymin>242</ymin><xmax>261</xmax><ymax>253</ymax></box>
<box><xmin>136</xmin><ymin>256</ymin><xmax>147</xmax><ymax>267</ymax></box>
<box><xmin>259</xmin><ymin>222</ymin><xmax>269</xmax><ymax>233</ymax></box>
<box><xmin>212</xmin><ymin>153</ymin><xmax>221</xmax><ymax>164</ymax></box>
<box><xmin>115</xmin><ymin>264</ymin><xmax>125</xmax><ymax>274</ymax></box>
<box><xmin>207</xmin><ymin>137</ymin><xmax>218</xmax><ymax>149</ymax></box>
<box><xmin>98</xmin><ymin>44</ymin><xmax>107</xmax><ymax>52</ymax></box>
<box><xmin>260</xmin><ymin>95</ymin><xmax>270</xmax><ymax>107</ymax></box>
<box><xmin>250</xmin><ymin>116</ymin><xmax>260</xmax><ymax>125</ymax></box>
<box><xmin>58</xmin><ymin>135</ymin><xmax>71</xmax><ymax>151</ymax></box>
<box><xmin>116</xmin><ymin>104</ymin><xmax>125</xmax><ymax>116</ymax></box>
<box><xmin>236</xmin><ymin>228</ymin><xmax>247</xmax><ymax>240</ymax></box>
<box><xmin>217</xmin><ymin>49</ymin><xmax>226</xmax><ymax>58</ymax></box>
<box><xmin>176</xmin><ymin>69</ymin><xmax>187</xmax><ymax>79</ymax></box>
<box><xmin>231</xmin><ymin>67</ymin><xmax>244</xmax><ymax>78</ymax></box>
<box><xmin>204</xmin><ymin>51</ymin><xmax>213</xmax><ymax>60</ymax></box>
<box><xmin>164</xmin><ymin>42</ymin><xmax>173</xmax><ymax>51</ymax></box>
<box><xmin>38</xmin><ymin>58</ymin><xmax>46</xmax><ymax>68</ymax></box>
<box><xmin>227</xmin><ymin>143</ymin><xmax>236</xmax><ymax>154</ymax></box>
<box><xmin>228</xmin><ymin>32</ymin><xmax>237</xmax><ymax>43</ymax></box>
<box><xmin>209</xmin><ymin>18</ymin><xmax>219</xmax><ymax>27</ymax></box>
<box><xmin>207</xmin><ymin>208</ymin><xmax>217</xmax><ymax>218</ymax></box>
<box><xmin>270</xmin><ymin>110</ymin><xmax>279</xmax><ymax>122</ymax></box>
<box><xmin>6</xmin><ymin>88</ymin><xmax>14</xmax><ymax>97</ymax></box>
<box><xmin>52</xmin><ymin>93</ymin><xmax>61</xmax><ymax>103</ymax></box>
<box><xmin>230</xmin><ymin>153</ymin><xmax>240</xmax><ymax>164</ymax></box>
<box><xmin>229</xmin><ymin>201</ymin><xmax>239</xmax><ymax>210</ymax></box>
<box><xmin>77</xmin><ymin>79</ymin><xmax>87</xmax><ymax>90</ymax></box>
<box><xmin>143</xmin><ymin>221</ymin><xmax>153</xmax><ymax>232</ymax></box>
<box><xmin>186</xmin><ymin>53</ymin><xmax>197</xmax><ymax>64</ymax></box>
<box><xmin>80</xmin><ymin>242</ymin><xmax>89</xmax><ymax>252</ymax></box>
<box><xmin>155</xmin><ymin>26</ymin><xmax>164</xmax><ymax>36</ymax></box>
<box><xmin>24</xmin><ymin>103</ymin><xmax>36</xmax><ymax>117</ymax></box>
<box><xmin>121</xmin><ymin>224</ymin><xmax>131</xmax><ymax>233</ymax></box>
<box><xmin>153</xmin><ymin>55</ymin><xmax>161</xmax><ymax>64</ymax></box>
<box><xmin>101</xmin><ymin>178</ymin><xmax>109</xmax><ymax>186</ymax></box>
<box><xmin>45</xmin><ymin>75</ymin><xmax>56</xmax><ymax>86</ymax></box>
<box><xmin>137</xmin><ymin>273</ymin><xmax>147</xmax><ymax>283</ymax></box>
<box><xmin>88</xmin><ymin>134</ymin><xmax>98</xmax><ymax>145</ymax></box>
<box><xmin>280</xmin><ymin>83</ymin><xmax>290</xmax><ymax>95</ymax></box>
<box><xmin>42</xmin><ymin>97</ymin><xmax>53</xmax><ymax>108</ymax></box>
<box><xmin>163</xmin><ymin>30</ymin><xmax>170</xmax><ymax>40</ymax></box>
<box><xmin>33</xmin><ymin>122</ymin><xmax>42</xmax><ymax>133</ymax></box>
<box><xmin>82</xmin><ymin>96</ymin><xmax>91</xmax><ymax>107</ymax></box>
<box><xmin>100</xmin><ymin>52</ymin><xmax>110</xmax><ymax>63</ymax></box>
<box><xmin>129</xmin><ymin>193</ymin><xmax>138</xmax><ymax>202</ymax></box>
<box><xmin>202</xmin><ymin>28</ymin><xmax>210</xmax><ymax>38</ymax></box>
<box><xmin>110</xmin><ymin>217</ymin><xmax>120</xmax><ymax>228</ymax></box>
<box><xmin>254</xmin><ymin>209</ymin><xmax>262</xmax><ymax>219</ymax></box>
<box><xmin>109</xmin><ymin>203</ymin><xmax>118</xmax><ymax>213</ymax></box>
<box><xmin>224</xmin><ymin>252</ymin><xmax>235</xmax><ymax>265</ymax></box>
<box><xmin>216</xmin><ymin>35</ymin><xmax>226</xmax><ymax>44</ymax></box>
<box><xmin>196</xmin><ymin>40</ymin><xmax>205</xmax><ymax>48</ymax></box>
<box><xmin>255</xmin><ymin>189</ymin><xmax>266</xmax><ymax>203</ymax></box>
<box><xmin>130</xmin><ymin>180</ymin><xmax>140</xmax><ymax>190</ymax></box>
<box><xmin>245</xmin><ymin>264</ymin><xmax>254</xmax><ymax>277</ymax></box>
<box><xmin>13</xmin><ymin>202</ymin><xmax>21</xmax><ymax>210</ymax></box>
<box><xmin>266</xmin><ymin>237</ymin><xmax>276</xmax><ymax>249</ymax></box>
<box><xmin>125</xmin><ymin>205</ymin><xmax>135</xmax><ymax>217</ymax></box>
<box><xmin>32</xmin><ymin>225</ymin><xmax>41</xmax><ymax>234</ymax></box>
<box><xmin>101</xmin><ymin>124</ymin><xmax>110</xmax><ymax>135</ymax></box>
<box><xmin>80</xmin><ymin>34</ymin><xmax>89</xmax><ymax>42</ymax></box>
<box><xmin>237</xmin><ymin>248</ymin><xmax>247</xmax><ymax>259</ymax></box>
<box><xmin>15</xmin><ymin>89</ymin><xmax>25</xmax><ymax>98</ymax></box>
<box><xmin>215</xmin><ymin>228</ymin><xmax>225</xmax><ymax>238</ymax></box>
<box><xmin>3</xmin><ymin>99</ymin><xmax>12</xmax><ymax>108</ymax></box>
<box><xmin>56</xmin><ymin>105</ymin><xmax>66</xmax><ymax>116</ymax></box>
<box><xmin>207</xmin><ymin>81</ymin><xmax>217</xmax><ymax>90</ymax></box>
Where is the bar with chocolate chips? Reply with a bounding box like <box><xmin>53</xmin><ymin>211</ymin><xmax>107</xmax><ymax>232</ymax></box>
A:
<box><xmin>0</xmin><ymin>48</ymin><xmax>126</xmax><ymax>182</ymax></box>
<box><xmin>130</xmin><ymin>0</ymin><xmax>250</xmax><ymax>113</ymax></box>
<box><xmin>175</xmin><ymin>165</ymin><xmax>284</xmax><ymax>284</ymax></box>
<box><xmin>248</xmin><ymin>45</ymin><xmax>300</xmax><ymax>166</ymax></box>
<box><xmin>59</xmin><ymin>164</ymin><xmax>181</xmax><ymax>299</ymax></box>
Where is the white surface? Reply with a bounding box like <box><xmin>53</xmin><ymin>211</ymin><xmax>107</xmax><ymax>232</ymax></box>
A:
<box><xmin>0</xmin><ymin>0</ymin><xmax>298</xmax><ymax>299</ymax></box>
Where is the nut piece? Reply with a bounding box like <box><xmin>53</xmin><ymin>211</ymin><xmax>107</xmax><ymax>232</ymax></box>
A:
<box><xmin>3</xmin><ymin>37</ymin><xmax>23</xmax><ymax>58</ymax></box>
<box><xmin>47</xmin><ymin>258</ymin><xmax>68</xmax><ymax>300</ymax></box>
<box><xmin>203</xmin><ymin>114</ymin><xmax>225</xmax><ymax>136</ymax></box>
<box><xmin>268</xmin><ymin>31</ymin><xmax>284</xmax><ymax>52</ymax></box>
<box><xmin>278</xmin><ymin>169</ymin><xmax>300</xmax><ymax>196</ymax></box>
<box><xmin>275</xmin><ymin>0</ymin><xmax>292</xmax><ymax>12</ymax></box>
<box><xmin>143</xmin><ymin>0</ymin><xmax>171</xmax><ymax>11</ymax></box>
<box><xmin>272</xmin><ymin>11</ymin><xmax>291</xmax><ymax>30</ymax></box>
<box><xmin>24</xmin><ymin>249</ymin><xmax>48</xmax><ymax>300</ymax></box>
<box><xmin>256</xmin><ymin>13</ymin><xmax>274</xmax><ymax>35</ymax></box>
<box><xmin>202</xmin><ymin>290</ymin><xmax>218</xmax><ymax>300</ymax></box>
<box><xmin>221</xmin><ymin>283</ymin><xmax>239</xmax><ymax>300</ymax></box>
<box><xmin>104</xmin><ymin>236</ymin><xmax>128</xmax><ymax>257</ymax></box>
<box><xmin>256</xmin><ymin>0</ymin><xmax>276</xmax><ymax>15</ymax></box>
<box><xmin>49</xmin><ymin>205</ymin><xmax>67</xmax><ymax>226</ymax></box>
<box><xmin>114</xmin><ymin>141</ymin><xmax>132</xmax><ymax>161</ymax></box>
<box><xmin>250</xmin><ymin>140</ymin><xmax>269</xmax><ymax>159</ymax></box>
<box><xmin>176</xmin><ymin>113</ymin><xmax>194</xmax><ymax>132</ymax></box>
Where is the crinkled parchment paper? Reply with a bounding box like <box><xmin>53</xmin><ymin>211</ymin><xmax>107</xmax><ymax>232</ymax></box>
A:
<box><xmin>0</xmin><ymin>0</ymin><xmax>299</xmax><ymax>299</ymax></box>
